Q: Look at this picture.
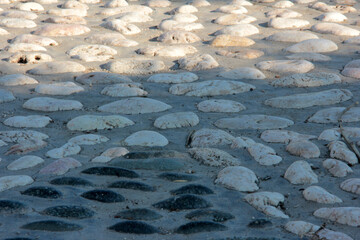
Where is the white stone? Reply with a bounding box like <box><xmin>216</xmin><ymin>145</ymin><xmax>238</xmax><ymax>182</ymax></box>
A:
<box><xmin>10</xmin><ymin>34</ymin><xmax>58</xmax><ymax>46</ymax></box>
<box><xmin>67</xmin><ymin>115</ymin><xmax>134</xmax><ymax>131</ymax></box>
<box><xmin>323</xmin><ymin>158</ymin><xmax>353</xmax><ymax>177</ymax></box>
<box><xmin>214</xmin><ymin>24</ymin><xmax>259</xmax><ymax>37</ymax></box>
<box><xmin>266</xmin><ymin>30</ymin><xmax>318</xmax><ymax>42</ymax></box>
<box><xmin>101</xmin><ymin>20</ymin><xmax>141</xmax><ymax>35</ymax></box>
<box><xmin>76</xmin><ymin>72</ymin><xmax>132</xmax><ymax>85</ymax></box>
<box><xmin>272</xmin><ymin>72</ymin><xmax>341</xmax><ymax>87</ymax></box>
<box><xmin>98</xmin><ymin>97</ymin><xmax>171</xmax><ymax>114</ymax></box>
<box><xmin>23</xmin><ymin>97</ymin><xmax>83</xmax><ymax>112</ymax></box>
<box><xmin>33</xmin><ymin>24</ymin><xmax>90</xmax><ymax>36</ymax></box>
<box><xmin>219</xmin><ymin>67</ymin><xmax>266</xmax><ymax>80</ymax></box>
<box><xmin>284</xmin><ymin>160</ymin><xmax>318</xmax><ymax>184</ymax></box>
<box><xmin>0</xmin><ymin>74</ymin><xmax>38</xmax><ymax>86</ymax></box>
<box><xmin>46</xmin><ymin>143</ymin><xmax>81</xmax><ymax>159</ymax></box>
<box><xmin>328</xmin><ymin>141</ymin><xmax>358</xmax><ymax>165</ymax></box>
<box><xmin>197</xmin><ymin>99</ymin><xmax>245</xmax><ymax>113</ymax></box>
<box><xmin>1</xmin><ymin>10</ymin><xmax>38</xmax><ymax>20</ymax></box>
<box><xmin>314</xmin><ymin>207</ymin><xmax>360</xmax><ymax>227</ymax></box>
<box><xmin>102</xmin><ymin>59</ymin><xmax>165</xmax><ymax>75</ymax></box>
<box><xmin>4</xmin><ymin>43</ymin><xmax>46</xmax><ymax>53</ymax></box>
<box><xmin>340</xmin><ymin>178</ymin><xmax>360</xmax><ymax>194</ymax></box>
<box><xmin>286</xmin><ymin>52</ymin><xmax>331</xmax><ymax>62</ymax></box>
<box><xmin>15</xmin><ymin>2</ymin><xmax>44</xmax><ymax>11</ymax></box>
<box><xmin>265</xmin><ymin>9</ymin><xmax>302</xmax><ymax>18</ymax></box>
<box><xmin>0</xmin><ymin>28</ymin><xmax>9</xmax><ymax>35</ymax></box>
<box><xmin>67</xmin><ymin>44</ymin><xmax>117</xmax><ymax>62</ymax></box>
<box><xmin>247</xmin><ymin>142</ymin><xmax>282</xmax><ymax>166</ymax></box>
<box><xmin>268</xmin><ymin>17</ymin><xmax>309</xmax><ymax>29</ymax></box>
<box><xmin>124</xmin><ymin>130</ymin><xmax>168</xmax><ymax>147</ymax></box>
<box><xmin>285</xmin><ymin>221</ymin><xmax>320</xmax><ymax>238</ymax></box>
<box><xmin>91</xmin><ymin>147</ymin><xmax>129</xmax><ymax>163</ymax></box>
<box><xmin>4</xmin><ymin>115</ymin><xmax>51</xmax><ymax>128</ymax></box>
<box><xmin>284</xmin><ymin>39</ymin><xmax>338</xmax><ymax>53</ymax></box>
<box><xmin>189</xmin><ymin>128</ymin><xmax>235</xmax><ymax>147</ymax></box>
<box><xmin>35</xmin><ymin>82</ymin><xmax>84</xmax><ymax>96</ymax></box>
<box><xmin>170</xmin><ymin>13</ymin><xmax>197</xmax><ymax>23</ymax></box>
<box><xmin>62</xmin><ymin>0</ymin><xmax>89</xmax><ymax>9</ymax></box>
<box><xmin>214</xmin><ymin>14</ymin><xmax>256</xmax><ymax>25</ymax></box>
<box><xmin>0</xmin><ymin>89</ymin><xmax>15</xmax><ymax>103</ymax></box>
<box><xmin>136</xmin><ymin>45</ymin><xmax>197</xmax><ymax>57</ymax></box>
<box><xmin>171</xmin><ymin>5</ymin><xmax>198</xmax><ymax>14</ymax></box>
<box><xmin>148</xmin><ymin>72</ymin><xmax>198</xmax><ymax>84</ymax></box>
<box><xmin>308</xmin><ymin>107</ymin><xmax>360</xmax><ymax>123</ymax></box>
<box><xmin>188</xmin><ymin>0</ymin><xmax>210</xmax><ymax>6</ymax></box>
<box><xmin>215</xmin><ymin>166</ymin><xmax>258</xmax><ymax>192</ymax></box>
<box><xmin>43</xmin><ymin>16</ymin><xmax>86</xmax><ymax>24</ymax></box>
<box><xmin>169</xmin><ymin>80</ymin><xmax>255</xmax><ymax>97</ymax></box>
<box><xmin>85</xmin><ymin>33</ymin><xmax>138</xmax><ymax>47</ymax></box>
<box><xmin>7</xmin><ymin>52</ymin><xmax>53</xmax><ymax>64</ymax></box>
<box><xmin>344</xmin><ymin>36</ymin><xmax>360</xmax><ymax>44</ymax></box>
<box><xmin>178</xmin><ymin>54</ymin><xmax>219</xmax><ymax>71</ymax></box>
<box><xmin>7</xmin><ymin>155</ymin><xmax>44</xmax><ymax>170</ymax></box>
<box><xmin>316</xmin><ymin>229</ymin><xmax>354</xmax><ymax>240</ymax></box>
<box><xmin>265</xmin><ymin>89</ymin><xmax>352</xmax><ymax>109</ymax></box>
<box><xmin>189</xmin><ymin>147</ymin><xmax>240</xmax><ymax>167</ymax></box>
<box><xmin>105</xmin><ymin>0</ymin><xmax>128</xmax><ymax>7</ymax></box>
<box><xmin>273</xmin><ymin>0</ymin><xmax>293</xmax><ymax>8</ymax></box>
<box><xmin>311</xmin><ymin>23</ymin><xmax>359</xmax><ymax>36</ymax></box>
<box><xmin>157</xmin><ymin>30</ymin><xmax>201</xmax><ymax>44</ymax></box>
<box><xmin>47</xmin><ymin>8</ymin><xmax>87</xmax><ymax>17</ymax></box>
<box><xmin>215</xmin><ymin>115</ymin><xmax>294</xmax><ymax>130</ymax></box>
<box><xmin>256</xmin><ymin>60</ymin><xmax>314</xmax><ymax>74</ymax></box>
<box><xmin>146</xmin><ymin>0</ymin><xmax>170</xmax><ymax>7</ymax></box>
<box><xmin>0</xmin><ymin>18</ymin><xmax>36</xmax><ymax>28</ymax></box>
<box><xmin>0</xmin><ymin>175</ymin><xmax>34</xmax><ymax>192</ymax></box>
<box><xmin>68</xmin><ymin>134</ymin><xmax>109</xmax><ymax>146</ymax></box>
<box><xmin>115</xmin><ymin>12</ymin><xmax>153</xmax><ymax>23</ymax></box>
<box><xmin>27</xmin><ymin>61</ymin><xmax>86</xmax><ymax>75</ymax></box>
<box><xmin>0</xmin><ymin>130</ymin><xmax>48</xmax><ymax>143</ymax></box>
<box><xmin>154</xmin><ymin>112</ymin><xmax>199</xmax><ymax>129</ymax></box>
<box><xmin>216</xmin><ymin>49</ymin><xmax>264</xmax><ymax>59</ymax></box>
<box><xmin>303</xmin><ymin>186</ymin><xmax>342</xmax><ymax>203</ymax></box>
<box><xmin>261</xmin><ymin>130</ymin><xmax>316</xmax><ymax>143</ymax></box>
<box><xmin>316</xmin><ymin>12</ymin><xmax>347</xmax><ymax>23</ymax></box>
<box><xmin>244</xmin><ymin>192</ymin><xmax>289</xmax><ymax>218</ymax></box>
<box><xmin>101</xmin><ymin>83</ymin><xmax>147</xmax><ymax>97</ymax></box>
<box><xmin>215</xmin><ymin>5</ymin><xmax>247</xmax><ymax>14</ymax></box>
<box><xmin>158</xmin><ymin>20</ymin><xmax>204</xmax><ymax>31</ymax></box>
<box><xmin>99</xmin><ymin>5</ymin><xmax>153</xmax><ymax>16</ymax></box>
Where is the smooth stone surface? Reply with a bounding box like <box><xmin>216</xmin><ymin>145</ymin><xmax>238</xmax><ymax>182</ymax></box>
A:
<box><xmin>21</xmin><ymin>221</ymin><xmax>82</xmax><ymax>232</ymax></box>
<box><xmin>157</xmin><ymin>30</ymin><xmax>201</xmax><ymax>44</ymax></box>
<box><xmin>81</xmin><ymin>190</ymin><xmax>125</xmax><ymax>203</ymax></box>
<box><xmin>35</xmin><ymin>82</ymin><xmax>84</xmax><ymax>95</ymax></box>
<box><xmin>76</xmin><ymin>72</ymin><xmax>132</xmax><ymax>85</ymax></box>
<box><xmin>42</xmin><ymin>206</ymin><xmax>95</xmax><ymax>219</ymax></box>
<box><xmin>7</xmin><ymin>155</ymin><xmax>44</xmax><ymax>170</ymax></box>
<box><xmin>214</xmin><ymin>24</ymin><xmax>259</xmax><ymax>37</ymax></box>
<box><xmin>45</xmin><ymin>143</ymin><xmax>81</xmax><ymax>158</ymax></box>
<box><xmin>171</xmin><ymin>184</ymin><xmax>214</xmax><ymax>195</ymax></box>
<box><xmin>0</xmin><ymin>74</ymin><xmax>38</xmax><ymax>86</ymax></box>
<box><xmin>68</xmin><ymin>134</ymin><xmax>109</xmax><ymax>145</ymax></box>
<box><xmin>211</xmin><ymin>34</ymin><xmax>255</xmax><ymax>47</ymax></box>
<box><xmin>101</xmin><ymin>83</ymin><xmax>147</xmax><ymax>97</ymax></box>
<box><xmin>215</xmin><ymin>166</ymin><xmax>258</xmax><ymax>192</ymax></box>
<box><xmin>136</xmin><ymin>45</ymin><xmax>197</xmax><ymax>58</ymax></box>
<box><xmin>271</xmin><ymin>72</ymin><xmax>341</xmax><ymax>87</ymax></box>
<box><xmin>256</xmin><ymin>60</ymin><xmax>314</xmax><ymax>74</ymax></box>
<box><xmin>67</xmin><ymin>44</ymin><xmax>117</xmax><ymax>62</ymax></box>
<box><xmin>4</xmin><ymin>115</ymin><xmax>52</xmax><ymax>128</ymax></box>
<box><xmin>85</xmin><ymin>33</ymin><xmax>138</xmax><ymax>47</ymax></box>
<box><xmin>216</xmin><ymin>49</ymin><xmax>264</xmax><ymax>59</ymax></box>
<box><xmin>284</xmin><ymin>160</ymin><xmax>318</xmax><ymax>184</ymax></box>
<box><xmin>109</xmin><ymin>221</ymin><xmax>159</xmax><ymax>234</ymax></box>
<box><xmin>323</xmin><ymin>158</ymin><xmax>353</xmax><ymax>177</ymax></box>
<box><xmin>189</xmin><ymin>128</ymin><xmax>235</xmax><ymax>147</ymax></box>
<box><xmin>0</xmin><ymin>175</ymin><xmax>34</xmax><ymax>192</ymax></box>
<box><xmin>197</xmin><ymin>99</ymin><xmax>245</xmax><ymax>113</ymax></box>
<box><xmin>67</xmin><ymin>115</ymin><xmax>134</xmax><ymax>131</ymax></box>
<box><xmin>286</xmin><ymin>52</ymin><xmax>331</xmax><ymax>62</ymax></box>
<box><xmin>109</xmin><ymin>180</ymin><xmax>155</xmax><ymax>191</ymax></box>
<box><xmin>101</xmin><ymin>59</ymin><xmax>165</xmax><ymax>74</ymax></box>
<box><xmin>328</xmin><ymin>141</ymin><xmax>358</xmax><ymax>165</ymax></box>
<box><xmin>33</xmin><ymin>24</ymin><xmax>90</xmax><ymax>36</ymax></box>
<box><xmin>98</xmin><ymin>98</ymin><xmax>171</xmax><ymax>114</ymax></box>
<box><xmin>147</xmin><ymin>72</ymin><xmax>198</xmax><ymax>84</ymax></box>
<box><xmin>314</xmin><ymin>207</ymin><xmax>360</xmax><ymax>227</ymax></box>
<box><xmin>266</xmin><ymin>31</ymin><xmax>318</xmax><ymax>42</ymax></box>
<box><xmin>219</xmin><ymin>67</ymin><xmax>266</xmax><ymax>79</ymax></box>
<box><xmin>244</xmin><ymin>192</ymin><xmax>289</xmax><ymax>218</ymax></box>
<box><xmin>308</xmin><ymin>107</ymin><xmax>360</xmax><ymax>123</ymax></box>
<box><xmin>311</xmin><ymin>23</ymin><xmax>360</xmax><ymax>36</ymax></box>
<box><xmin>123</xmin><ymin>130</ymin><xmax>169</xmax><ymax>147</ymax></box>
<box><xmin>39</xmin><ymin>157</ymin><xmax>81</xmax><ymax>175</ymax></box>
<box><xmin>284</xmin><ymin>39</ymin><xmax>338</xmax><ymax>53</ymax></box>
<box><xmin>10</xmin><ymin>34</ymin><xmax>58</xmax><ymax>46</ymax></box>
<box><xmin>154</xmin><ymin>112</ymin><xmax>199</xmax><ymax>129</ymax></box>
<box><xmin>268</xmin><ymin>17</ymin><xmax>309</xmax><ymax>29</ymax></box>
<box><xmin>340</xmin><ymin>178</ymin><xmax>360</xmax><ymax>194</ymax></box>
<box><xmin>114</xmin><ymin>208</ymin><xmax>162</xmax><ymax>220</ymax></box>
<box><xmin>261</xmin><ymin>130</ymin><xmax>315</xmax><ymax>143</ymax></box>
<box><xmin>175</xmin><ymin>221</ymin><xmax>227</xmax><ymax>234</ymax></box>
<box><xmin>50</xmin><ymin>177</ymin><xmax>93</xmax><ymax>186</ymax></box>
<box><xmin>178</xmin><ymin>54</ymin><xmax>219</xmax><ymax>71</ymax></box>
<box><xmin>27</xmin><ymin>61</ymin><xmax>86</xmax><ymax>75</ymax></box>
<box><xmin>0</xmin><ymin>89</ymin><xmax>15</xmax><ymax>103</ymax></box>
<box><xmin>303</xmin><ymin>186</ymin><xmax>342</xmax><ymax>203</ymax></box>
<box><xmin>0</xmin><ymin>200</ymin><xmax>28</xmax><ymax>214</ymax></box>
<box><xmin>215</xmin><ymin>115</ymin><xmax>294</xmax><ymax>130</ymax></box>
<box><xmin>153</xmin><ymin>194</ymin><xmax>212</xmax><ymax>211</ymax></box>
<box><xmin>158</xmin><ymin>172</ymin><xmax>199</xmax><ymax>182</ymax></box>
<box><xmin>185</xmin><ymin>209</ymin><xmax>234</xmax><ymax>222</ymax></box>
<box><xmin>286</xmin><ymin>140</ymin><xmax>320</xmax><ymax>158</ymax></box>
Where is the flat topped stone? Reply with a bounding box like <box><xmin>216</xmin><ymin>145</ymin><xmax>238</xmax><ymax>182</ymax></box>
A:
<box><xmin>157</xmin><ymin>30</ymin><xmax>201</xmax><ymax>44</ymax></box>
<box><xmin>303</xmin><ymin>186</ymin><xmax>342</xmax><ymax>204</ymax></box>
<box><xmin>314</xmin><ymin>207</ymin><xmax>360</xmax><ymax>227</ymax></box>
<box><xmin>1</xmin><ymin>10</ymin><xmax>38</xmax><ymax>20</ymax></box>
<box><xmin>109</xmin><ymin>221</ymin><xmax>159</xmax><ymax>234</ymax></box>
<box><xmin>189</xmin><ymin>147</ymin><xmax>241</xmax><ymax>167</ymax></box>
<box><xmin>98</xmin><ymin>97</ymin><xmax>171</xmax><ymax>114</ymax></box>
<box><xmin>32</xmin><ymin>24</ymin><xmax>90</xmax><ymax>36</ymax></box>
<box><xmin>169</xmin><ymin>80</ymin><xmax>255</xmax><ymax>97</ymax></box>
<box><xmin>101</xmin><ymin>59</ymin><xmax>165</xmax><ymax>75</ymax></box>
<box><xmin>23</xmin><ymin>97</ymin><xmax>83</xmax><ymax>112</ymax></box>
<box><xmin>67</xmin><ymin>115</ymin><xmax>134</xmax><ymax>131</ymax></box>
<box><xmin>308</xmin><ymin>107</ymin><xmax>360</xmax><ymax>123</ymax></box>
<box><xmin>21</xmin><ymin>220</ymin><xmax>82</xmax><ymax>232</ymax></box>
<box><xmin>266</xmin><ymin>31</ymin><xmax>318</xmax><ymax>43</ymax></box>
<box><xmin>316</xmin><ymin>12</ymin><xmax>347</xmax><ymax>23</ymax></box>
<box><xmin>35</xmin><ymin>82</ymin><xmax>84</xmax><ymax>95</ymax></box>
<box><xmin>264</xmin><ymin>89</ymin><xmax>352</xmax><ymax>108</ymax></box>
<box><xmin>256</xmin><ymin>60</ymin><xmax>314</xmax><ymax>74</ymax></box>
<box><xmin>197</xmin><ymin>99</ymin><xmax>246</xmax><ymax>113</ymax></box>
<box><xmin>68</xmin><ymin>134</ymin><xmax>109</xmax><ymax>146</ymax></box>
<box><xmin>154</xmin><ymin>112</ymin><xmax>199</xmax><ymax>129</ymax></box>
<box><xmin>219</xmin><ymin>67</ymin><xmax>266</xmax><ymax>79</ymax></box>
<box><xmin>101</xmin><ymin>83</ymin><xmax>147</xmax><ymax>97</ymax></box>
<box><xmin>27</xmin><ymin>61</ymin><xmax>86</xmax><ymax>75</ymax></box>
<box><xmin>10</xmin><ymin>34</ymin><xmax>58</xmax><ymax>46</ymax></box>
<box><xmin>101</xmin><ymin>20</ymin><xmax>141</xmax><ymax>35</ymax></box>
<box><xmin>268</xmin><ymin>18</ymin><xmax>309</xmax><ymax>29</ymax></box>
<box><xmin>216</xmin><ymin>49</ymin><xmax>264</xmax><ymax>59</ymax></box>
<box><xmin>0</xmin><ymin>74</ymin><xmax>38</xmax><ymax>86</ymax></box>
<box><xmin>123</xmin><ymin>130</ymin><xmax>169</xmax><ymax>147</ymax></box>
<box><xmin>39</xmin><ymin>157</ymin><xmax>81</xmax><ymax>175</ymax></box>
<box><xmin>136</xmin><ymin>45</ymin><xmax>197</xmax><ymax>58</ymax></box>
<box><xmin>214</xmin><ymin>14</ymin><xmax>256</xmax><ymax>25</ymax></box>
<box><xmin>158</xmin><ymin>20</ymin><xmax>204</xmax><ymax>32</ymax></box>
<box><xmin>215</xmin><ymin>166</ymin><xmax>258</xmax><ymax>192</ymax></box>
<box><xmin>311</xmin><ymin>23</ymin><xmax>360</xmax><ymax>36</ymax></box>
<box><xmin>148</xmin><ymin>72</ymin><xmax>198</xmax><ymax>84</ymax></box>
<box><xmin>190</xmin><ymin>128</ymin><xmax>235</xmax><ymax>147</ymax></box>
<box><xmin>0</xmin><ymin>89</ymin><xmax>15</xmax><ymax>103</ymax></box>
<box><xmin>211</xmin><ymin>34</ymin><xmax>255</xmax><ymax>48</ymax></box>
<box><xmin>85</xmin><ymin>33</ymin><xmax>138</xmax><ymax>47</ymax></box>
<box><xmin>215</xmin><ymin>115</ymin><xmax>294</xmax><ymax>130</ymax></box>
<box><xmin>4</xmin><ymin>115</ymin><xmax>51</xmax><ymax>128</ymax></box>
<box><xmin>271</xmin><ymin>72</ymin><xmax>341</xmax><ymax>87</ymax></box>
<box><xmin>76</xmin><ymin>72</ymin><xmax>132</xmax><ymax>85</ymax></box>
<box><xmin>266</xmin><ymin>9</ymin><xmax>302</xmax><ymax>19</ymax></box>
<box><xmin>67</xmin><ymin>44</ymin><xmax>117</xmax><ymax>62</ymax></box>
<box><xmin>214</xmin><ymin>24</ymin><xmax>259</xmax><ymax>37</ymax></box>
<box><xmin>178</xmin><ymin>54</ymin><xmax>219</xmax><ymax>71</ymax></box>
<box><xmin>284</xmin><ymin>39</ymin><xmax>338</xmax><ymax>53</ymax></box>
<box><xmin>0</xmin><ymin>175</ymin><xmax>34</xmax><ymax>192</ymax></box>
<box><xmin>0</xmin><ymin>18</ymin><xmax>36</xmax><ymax>28</ymax></box>
<box><xmin>286</xmin><ymin>52</ymin><xmax>331</xmax><ymax>62</ymax></box>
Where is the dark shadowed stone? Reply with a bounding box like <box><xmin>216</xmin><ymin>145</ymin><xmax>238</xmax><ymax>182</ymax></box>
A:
<box><xmin>248</xmin><ymin>219</ymin><xmax>272</xmax><ymax>228</ymax></box>
<box><xmin>175</xmin><ymin>221</ymin><xmax>227</xmax><ymax>234</ymax></box>
<box><xmin>153</xmin><ymin>194</ymin><xmax>212</xmax><ymax>211</ymax></box>
<box><xmin>185</xmin><ymin>209</ymin><xmax>234</xmax><ymax>222</ymax></box>
<box><xmin>111</xmin><ymin>158</ymin><xmax>185</xmax><ymax>171</ymax></box>
<box><xmin>171</xmin><ymin>184</ymin><xmax>214</xmax><ymax>195</ymax></box>
<box><xmin>81</xmin><ymin>167</ymin><xmax>139</xmax><ymax>178</ymax></box>
<box><xmin>21</xmin><ymin>187</ymin><xmax>62</xmax><ymax>199</ymax></box>
<box><xmin>216</xmin><ymin>238</ymin><xmax>282</xmax><ymax>240</ymax></box>
<box><xmin>81</xmin><ymin>190</ymin><xmax>124</xmax><ymax>203</ymax></box>
<box><xmin>50</xmin><ymin>177</ymin><xmax>93</xmax><ymax>187</ymax></box>
<box><xmin>42</xmin><ymin>206</ymin><xmax>95</xmax><ymax>219</ymax></box>
<box><xmin>124</xmin><ymin>151</ymin><xmax>186</xmax><ymax>159</ymax></box>
<box><xmin>114</xmin><ymin>208</ymin><xmax>162</xmax><ymax>220</ymax></box>
<box><xmin>21</xmin><ymin>220</ymin><xmax>82</xmax><ymax>232</ymax></box>
<box><xmin>108</xmin><ymin>181</ymin><xmax>155</xmax><ymax>191</ymax></box>
<box><xmin>0</xmin><ymin>200</ymin><xmax>28</xmax><ymax>214</ymax></box>
<box><xmin>158</xmin><ymin>172</ymin><xmax>199</xmax><ymax>182</ymax></box>
<box><xmin>109</xmin><ymin>221</ymin><xmax>159</xmax><ymax>234</ymax></box>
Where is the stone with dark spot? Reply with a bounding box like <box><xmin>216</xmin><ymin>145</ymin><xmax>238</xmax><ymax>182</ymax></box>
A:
<box><xmin>42</xmin><ymin>206</ymin><xmax>95</xmax><ymax>219</ymax></box>
<box><xmin>81</xmin><ymin>167</ymin><xmax>139</xmax><ymax>178</ymax></box>
<box><xmin>50</xmin><ymin>177</ymin><xmax>93</xmax><ymax>187</ymax></box>
<box><xmin>185</xmin><ymin>209</ymin><xmax>234</xmax><ymax>222</ymax></box>
<box><xmin>108</xmin><ymin>181</ymin><xmax>155</xmax><ymax>191</ymax></box>
<box><xmin>175</xmin><ymin>221</ymin><xmax>227</xmax><ymax>234</ymax></box>
<box><xmin>21</xmin><ymin>220</ymin><xmax>82</xmax><ymax>232</ymax></box>
<box><xmin>158</xmin><ymin>172</ymin><xmax>199</xmax><ymax>182</ymax></box>
<box><xmin>81</xmin><ymin>190</ymin><xmax>124</xmax><ymax>203</ymax></box>
<box><xmin>109</xmin><ymin>221</ymin><xmax>159</xmax><ymax>234</ymax></box>
<box><xmin>153</xmin><ymin>194</ymin><xmax>211</xmax><ymax>211</ymax></box>
<box><xmin>171</xmin><ymin>184</ymin><xmax>214</xmax><ymax>195</ymax></box>
<box><xmin>114</xmin><ymin>208</ymin><xmax>162</xmax><ymax>220</ymax></box>
<box><xmin>124</xmin><ymin>151</ymin><xmax>186</xmax><ymax>159</ymax></box>
<box><xmin>21</xmin><ymin>187</ymin><xmax>62</xmax><ymax>199</ymax></box>
<box><xmin>248</xmin><ymin>219</ymin><xmax>272</xmax><ymax>228</ymax></box>
<box><xmin>0</xmin><ymin>200</ymin><xmax>28</xmax><ymax>214</ymax></box>
<box><xmin>111</xmin><ymin>158</ymin><xmax>184</xmax><ymax>171</ymax></box>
